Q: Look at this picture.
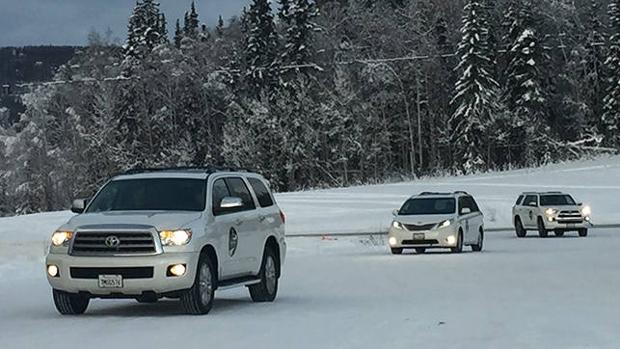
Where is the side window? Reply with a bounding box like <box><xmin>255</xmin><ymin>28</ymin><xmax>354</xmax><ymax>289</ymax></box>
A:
<box><xmin>516</xmin><ymin>195</ymin><xmax>524</xmax><ymax>205</ymax></box>
<box><xmin>248</xmin><ymin>178</ymin><xmax>274</xmax><ymax>208</ymax></box>
<box><xmin>524</xmin><ymin>195</ymin><xmax>538</xmax><ymax>207</ymax></box>
<box><xmin>467</xmin><ymin>197</ymin><xmax>480</xmax><ymax>213</ymax></box>
<box><xmin>458</xmin><ymin>197</ymin><xmax>468</xmax><ymax>215</ymax></box>
<box><xmin>212</xmin><ymin>179</ymin><xmax>230</xmax><ymax>216</ymax></box>
<box><xmin>225</xmin><ymin>177</ymin><xmax>256</xmax><ymax>211</ymax></box>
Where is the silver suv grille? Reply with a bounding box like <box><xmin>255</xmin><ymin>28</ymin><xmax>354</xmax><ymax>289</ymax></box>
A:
<box><xmin>70</xmin><ymin>231</ymin><xmax>157</xmax><ymax>256</ymax></box>
<box><xmin>557</xmin><ymin>210</ymin><xmax>583</xmax><ymax>224</ymax></box>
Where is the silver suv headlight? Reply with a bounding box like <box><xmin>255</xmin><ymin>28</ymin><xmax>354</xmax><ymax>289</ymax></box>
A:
<box><xmin>159</xmin><ymin>229</ymin><xmax>192</xmax><ymax>246</ymax></box>
<box><xmin>581</xmin><ymin>205</ymin><xmax>591</xmax><ymax>217</ymax></box>
<box><xmin>545</xmin><ymin>208</ymin><xmax>558</xmax><ymax>216</ymax></box>
<box><xmin>51</xmin><ymin>231</ymin><xmax>73</xmax><ymax>246</ymax></box>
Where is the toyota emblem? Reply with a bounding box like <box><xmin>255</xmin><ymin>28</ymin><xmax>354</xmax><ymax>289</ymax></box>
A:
<box><xmin>105</xmin><ymin>235</ymin><xmax>121</xmax><ymax>248</ymax></box>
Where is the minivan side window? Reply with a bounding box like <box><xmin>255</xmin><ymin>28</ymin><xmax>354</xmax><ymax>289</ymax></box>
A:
<box><xmin>212</xmin><ymin>178</ymin><xmax>231</xmax><ymax>216</ymax></box>
<box><xmin>225</xmin><ymin>177</ymin><xmax>256</xmax><ymax>211</ymax></box>
<box><xmin>248</xmin><ymin>178</ymin><xmax>274</xmax><ymax>208</ymax></box>
<box><xmin>467</xmin><ymin>196</ymin><xmax>480</xmax><ymax>213</ymax></box>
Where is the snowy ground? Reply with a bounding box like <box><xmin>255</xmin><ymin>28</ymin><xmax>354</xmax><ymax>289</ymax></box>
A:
<box><xmin>1</xmin><ymin>157</ymin><xmax>620</xmax><ymax>348</ymax></box>
<box><xmin>1</xmin><ymin>230</ymin><xmax>619</xmax><ymax>348</ymax></box>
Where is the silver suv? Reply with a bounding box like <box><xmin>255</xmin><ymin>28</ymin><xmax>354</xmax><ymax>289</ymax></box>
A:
<box><xmin>45</xmin><ymin>167</ymin><xmax>286</xmax><ymax>315</ymax></box>
<box><xmin>388</xmin><ymin>192</ymin><xmax>484</xmax><ymax>254</ymax></box>
<box><xmin>512</xmin><ymin>191</ymin><xmax>591</xmax><ymax>238</ymax></box>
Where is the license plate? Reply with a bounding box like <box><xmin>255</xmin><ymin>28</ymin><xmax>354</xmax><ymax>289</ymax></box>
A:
<box><xmin>413</xmin><ymin>233</ymin><xmax>425</xmax><ymax>240</ymax></box>
<box><xmin>98</xmin><ymin>274</ymin><xmax>123</xmax><ymax>288</ymax></box>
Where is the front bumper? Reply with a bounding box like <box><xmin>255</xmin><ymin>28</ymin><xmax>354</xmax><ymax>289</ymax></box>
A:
<box><xmin>388</xmin><ymin>227</ymin><xmax>458</xmax><ymax>249</ymax></box>
<box><xmin>543</xmin><ymin>219</ymin><xmax>590</xmax><ymax>230</ymax></box>
<box><xmin>45</xmin><ymin>252</ymin><xmax>200</xmax><ymax>296</ymax></box>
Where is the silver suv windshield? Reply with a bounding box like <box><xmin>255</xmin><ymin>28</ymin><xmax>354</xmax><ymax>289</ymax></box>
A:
<box><xmin>86</xmin><ymin>178</ymin><xmax>206</xmax><ymax>213</ymax></box>
<box><xmin>539</xmin><ymin>195</ymin><xmax>576</xmax><ymax>206</ymax></box>
<box><xmin>399</xmin><ymin>198</ymin><xmax>456</xmax><ymax>215</ymax></box>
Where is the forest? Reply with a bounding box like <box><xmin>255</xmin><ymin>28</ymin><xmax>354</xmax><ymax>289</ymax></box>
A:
<box><xmin>0</xmin><ymin>0</ymin><xmax>619</xmax><ymax>215</ymax></box>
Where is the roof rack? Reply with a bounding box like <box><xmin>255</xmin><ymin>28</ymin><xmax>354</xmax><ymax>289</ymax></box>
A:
<box><xmin>121</xmin><ymin>166</ymin><xmax>252</xmax><ymax>176</ymax></box>
<box><xmin>419</xmin><ymin>192</ymin><xmax>452</xmax><ymax>196</ymax></box>
<box><xmin>453</xmin><ymin>191</ymin><xmax>469</xmax><ymax>195</ymax></box>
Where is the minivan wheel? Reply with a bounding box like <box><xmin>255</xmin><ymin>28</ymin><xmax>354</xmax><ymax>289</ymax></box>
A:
<box><xmin>181</xmin><ymin>254</ymin><xmax>215</xmax><ymax>315</ymax></box>
<box><xmin>537</xmin><ymin>218</ymin><xmax>548</xmax><ymax>238</ymax></box>
<box><xmin>390</xmin><ymin>247</ymin><xmax>403</xmax><ymax>255</ymax></box>
<box><xmin>52</xmin><ymin>289</ymin><xmax>89</xmax><ymax>315</ymax></box>
<box><xmin>451</xmin><ymin>231</ymin><xmax>464</xmax><ymax>253</ymax></box>
<box><xmin>515</xmin><ymin>217</ymin><xmax>527</xmax><ymax>238</ymax></box>
<box><xmin>472</xmin><ymin>229</ymin><xmax>484</xmax><ymax>252</ymax></box>
<box><xmin>249</xmin><ymin>247</ymin><xmax>279</xmax><ymax>302</ymax></box>
<box><xmin>578</xmin><ymin>228</ymin><xmax>588</xmax><ymax>237</ymax></box>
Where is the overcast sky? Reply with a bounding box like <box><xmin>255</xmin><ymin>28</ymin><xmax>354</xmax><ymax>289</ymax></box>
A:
<box><xmin>0</xmin><ymin>0</ymin><xmax>250</xmax><ymax>47</ymax></box>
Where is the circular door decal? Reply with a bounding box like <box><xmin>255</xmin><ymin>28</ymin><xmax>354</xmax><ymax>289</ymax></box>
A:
<box><xmin>229</xmin><ymin>227</ymin><xmax>238</xmax><ymax>256</ymax></box>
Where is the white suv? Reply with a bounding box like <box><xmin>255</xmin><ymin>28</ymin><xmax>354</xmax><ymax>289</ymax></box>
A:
<box><xmin>45</xmin><ymin>167</ymin><xmax>286</xmax><ymax>315</ymax></box>
<box><xmin>512</xmin><ymin>191</ymin><xmax>591</xmax><ymax>238</ymax></box>
<box><xmin>388</xmin><ymin>192</ymin><xmax>484</xmax><ymax>254</ymax></box>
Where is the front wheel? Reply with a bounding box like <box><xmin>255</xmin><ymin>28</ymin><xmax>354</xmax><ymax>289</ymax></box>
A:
<box><xmin>52</xmin><ymin>289</ymin><xmax>89</xmax><ymax>315</ymax></box>
<box><xmin>249</xmin><ymin>247</ymin><xmax>279</xmax><ymax>302</ymax></box>
<box><xmin>180</xmin><ymin>254</ymin><xmax>216</xmax><ymax>315</ymax></box>
<box><xmin>515</xmin><ymin>217</ymin><xmax>527</xmax><ymax>238</ymax></box>
<box><xmin>451</xmin><ymin>231</ymin><xmax>464</xmax><ymax>253</ymax></box>
<box><xmin>578</xmin><ymin>228</ymin><xmax>588</xmax><ymax>237</ymax></box>
<box><xmin>472</xmin><ymin>229</ymin><xmax>484</xmax><ymax>252</ymax></box>
<box><xmin>537</xmin><ymin>218</ymin><xmax>548</xmax><ymax>238</ymax></box>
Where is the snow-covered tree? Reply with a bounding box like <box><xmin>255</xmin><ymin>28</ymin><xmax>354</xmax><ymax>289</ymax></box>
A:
<box><xmin>602</xmin><ymin>0</ymin><xmax>620</xmax><ymax>148</ymax></box>
<box><xmin>185</xmin><ymin>2</ymin><xmax>200</xmax><ymax>38</ymax></box>
<box><xmin>124</xmin><ymin>0</ymin><xmax>167</xmax><ymax>61</ymax></box>
<box><xmin>450</xmin><ymin>0</ymin><xmax>501</xmax><ymax>173</ymax></box>
<box><xmin>216</xmin><ymin>15</ymin><xmax>225</xmax><ymax>38</ymax></box>
<box><xmin>280</xmin><ymin>0</ymin><xmax>319</xmax><ymax>68</ymax></box>
<box><xmin>174</xmin><ymin>19</ymin><xmax>182</xmax><ymax>48</ymax></box>
<box><xmin>244</xmin><ymin>0</ymin><xmax>280</xmax><ymax>96</ymax></box>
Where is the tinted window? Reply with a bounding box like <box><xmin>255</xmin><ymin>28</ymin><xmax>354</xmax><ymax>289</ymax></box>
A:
<box><xmin>523</xmin><ymin>195</ymin><xmax>538</xmax><ymax>206</ymax></box>
<box><xmin>212</xmin><ymin>179</ymin><xmax>230</xmax><ymax>215</ymax></box>
<box><xmin>464</xmin><ymin>196</ymin><xmax>480</xmax><ymax>213</ymax></box>
<box><xmin>540</xmin><ymin>195</ymin><xmax>576</xmax><ymax>206</ymax></box>
<box><xmin>516</xmin><ymin>195</ymin><xmax>524</xmax><ymax>205</ymax></box>
<box><xmin>87</xmin><ymin>178</ymin><xmax>206</xmax><ymax>213</ymax></box>
<box><xmin>225</xmin><ymin>178</ymin><xmax>256</xmax><ymax>211</ymax></box>
<box><xmin>248</xmin><ymin>178</ymin><xmax>274</xmax><ymax>208</ymax></box>
<box><xmin>399</xmin><ymin>198</ymin><xmax>456</xmax><ymax>215</ymax></box>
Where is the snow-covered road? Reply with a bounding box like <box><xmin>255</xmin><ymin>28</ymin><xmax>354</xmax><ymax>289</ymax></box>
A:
<box><xmin>2</xmin><ymin>229</ymin><xmax>619</xmax><ymax>349</ymax></box>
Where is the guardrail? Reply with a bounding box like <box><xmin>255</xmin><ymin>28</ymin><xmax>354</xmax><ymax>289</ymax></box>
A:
<box><xmin>286</xmin><ymin>223</ymin><xmax>620</xmax><ymax>238</ymax></box>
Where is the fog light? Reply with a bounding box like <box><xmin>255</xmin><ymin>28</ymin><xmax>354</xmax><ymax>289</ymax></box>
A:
<box><xmin>547</xmin><ymin>216</ymin><xmax>554</xmax><ymax>222</ymax></box>
<box><xmin>585</xmin><ymin>216</ymin><xmax>591</xmax><ymax>221</ymax></box>
<box><xmin>168</xmin><ymin>264</ymin><xmax>186</xmax><ymax>277</ymax></box>
<box><xmin>388</xmin><ymin>237</ymin><xmax>398</xmax><ymax>246</ymax></box>
<box><xmin>446</xmin><ymin>235</ymin><xmax>456</xmax><ymax>245</ymax></box>
<box><xmin>47</xmin><ymin>265</ymin><xmax>59</xmax><ymax>277</ymax></box>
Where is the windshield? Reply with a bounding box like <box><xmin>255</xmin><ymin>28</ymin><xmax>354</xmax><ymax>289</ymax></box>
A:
<box><xmin>398</xmin><ymin>198</ymin><xmax>456</xmax><ymax>215</ymax></box>
<box><xmin>539</xmin><ymin>195</ymin><xmax>576</xmax><ymax>206</ymax></box>
<box><xmin>86</xmin><ymin>178</ymin><xmax>206</xmax><ymax>213</ymax></box>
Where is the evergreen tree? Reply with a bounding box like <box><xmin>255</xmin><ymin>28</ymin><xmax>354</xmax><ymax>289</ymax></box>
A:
<box><xmin>124</xmin><ymin>0</ymin><xmax>166</xmax><ymax>60</ymax></box>
<box><xmin>185</xmin><ymin>2</ymin><xmax>200</xmax><ymax>38</ymax></box>
<box><xmin>174</xmin><ymin>18</ymin><xmax>183</xmax><ymax>49</ymax></box>
<box><xmin>280</xmin><ymin>0</ymin><xmax>318</xmax><ymax>68</ymax></box>
<box><xmin>244</xmin><ymin>0</ymin><xmax>280</xmax><ymax>96</ymax></box>
<box><xmin>159</xmin><ymin>13</ymin><xmax>168</xmax><ymax>42</ymax></box>
<box><xmin>279</xmin><ymin>0</ymin><xmax>292</xmax><ymax>25</ymax></box>
<box><xmin>602</xmin><ymin>0</ymin><xmax>620</xmax><ymax>148</ymax></box>
<box><xmin>216</xmin><ymin>15</ymin><xmax>225</xmax><ymax>38</ymax></box>
<box><xmin>584</xmin><ymin>0</ymin><xmax>606</xmax><ymax>135</ymax></box>
<box><xmin>450</xmin><ymin>0</ymin><xmax>501</xmax><ymax>173</ymax></box>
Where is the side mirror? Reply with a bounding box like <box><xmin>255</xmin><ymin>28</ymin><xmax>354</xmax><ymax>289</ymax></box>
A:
<box><xmin>71</xmin><ymin>199</ymin><xmax>87</xmax><ymax>214</ymax></box>
<box><xmin>461</xmin><ymin>207</ymin><xmax>472</xmax><ymax>215</ymax></box>
<box><xmin>220</xmin><ymin>196</ymin><xmax>243</xmax><ymax>209</ymax></box>
<box><xmin>528</xmin><ymin>201</ymin><xmax>537</xmax><ymax>207</ymax></box>
<box><xmin>577</xmin><ymin>202</ymin><xmax>583</xmax><ymax>206</ymax></box>
<box><xmin>392</xmin><ymin>209</ymin><xmax>399</xmax><ymax>217</ymax></box>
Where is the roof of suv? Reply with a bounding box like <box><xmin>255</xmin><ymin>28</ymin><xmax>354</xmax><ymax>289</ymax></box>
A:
<box><xmin>520</xmin><ymin>191</ymin><xmax>568</xmax><ymax>196</ymax></box>
<box><xmin>112</xmin><ymin>167</ymin><xmax>256</xmax><ymax>181</ymax></box>
<box><xmin>410</xmin><ymin>191</ymin><xmax>471</xmax><ymax>199</ymax></box>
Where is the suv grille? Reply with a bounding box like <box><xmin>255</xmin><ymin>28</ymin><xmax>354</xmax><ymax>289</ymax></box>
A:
<box><xmin>70</xmin><ymin>267</ymin><xmax>154</xmax><ymax>279</ymax></box>
<box><xmin>404</xmin><ymin>223</ymin><xmax>436</xmax><ymax>231</ymax></box>
<box><xmin>71</xmin><ymin>231</ymin><xmax>157</xmax><ymax>256</ymax></box>
<box><xmin>557</xmin><ymin>210</ymin><xmax>583</xmax><ymax>224</ymax></box>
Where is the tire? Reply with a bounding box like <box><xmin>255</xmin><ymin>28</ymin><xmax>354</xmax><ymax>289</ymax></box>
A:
<box><xmin>181</xmin><ymin>254</ymin><xmax>216</xmax><ymax>315</ymax></box>
<box><xmin>451</xmin><ymin>231</ymin><xmax>464</xmax><ymax>253</ymax></box>
<box><xmin>414</xmin><ymin>247</ymin><xmax>426</xmax><ymax>254</ymax></box>
<box><xmin>554</xmin><ymin>230</ymin><xmax>565</xmax><ymax>237</ymax></box>
<box><xmin>52</xmin><ymin>289</ymin><xmax>89</xmax><ymax>315</ymax></box>
<box><xmin>472</xmin><ymin>229</ymin><xmax>484</xmax><ymax>252</ymax></box>
<box><xmin>515</xmin><ymin>217</ymin><xmax>527</xmax><ymax>238</ymax></box>
<box><xmin>249</xmin><ymin>247</ymin><xmax>279</xmax><ymax>302</ymax></box>
<box><xmin>578</xmin><ymin>228</ymin><xmax>588</xmax><ymax>237</ymax></box>
<box><xmin>537</xmin><ymin>218</ymin><xmax>548</xmax><ymax>238</ymax></box>
<box><xmin>390</xmin><ymin>247</ymin><xmax>403</xmax><ymax>255</ymax></box>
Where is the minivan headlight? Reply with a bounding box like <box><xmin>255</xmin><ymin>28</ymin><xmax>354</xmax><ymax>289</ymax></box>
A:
<box><xmin>51</xmin><ymin>231</ymin><xmax>73</xmax><ymax>246</ymax></box>
<box><xmin>392</xmin><ymin>221</ymin><xmax>403</xmax><ymax>229</ymax></box>
<box><xmin>435</xmin><ymin>220</ymin><xmax>452</xmax><ymax>229</ymax></box>
<box><xmin>159</xmin><ymin>230</ymin><xmax>192</xmax><ymax>246</ymax></box>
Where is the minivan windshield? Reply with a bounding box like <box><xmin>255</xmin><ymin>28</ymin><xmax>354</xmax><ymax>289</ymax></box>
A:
<box><xmin>539</xmin><ymin>194</ymin><xmax>576</xmax><ymax>206</ymax></box>
<box><xmin>86</xmin><ymin>178</ymin><xmax>206</xmax><ymax>213</ymax></box>
<box><xmin>398</xmin><ymin>198</ymin><xmax>456</xmax><ymax>215</ymax></box>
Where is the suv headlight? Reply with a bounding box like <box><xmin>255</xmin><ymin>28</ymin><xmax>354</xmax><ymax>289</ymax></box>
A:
<box><xmin>581</xmin><ymin>205</ymin><xmax>591</xmax><ymax>217</ymax></box>
<box><xmin>392</xmin><ymin>221</ymin><xmax>403</xmax><ymax>229</ymax></box>
<box><xmin>51</xmin><ymin>231</ymin><xmax>73</xmax><ymax>246</ymax></box>
<box><xmin>159</xmin><ymin>229</ymin><xmax>192</xmax><ymax>246</ymax></box>
<box><xmin>435</xmin><ymin>219</ymin><xmax>452</xmax><ymax>229</ymax></box>
<box><xmin>545</xmin><ymin>208</ymin><xmax>558</xmax><ymax>216</ymax></box>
